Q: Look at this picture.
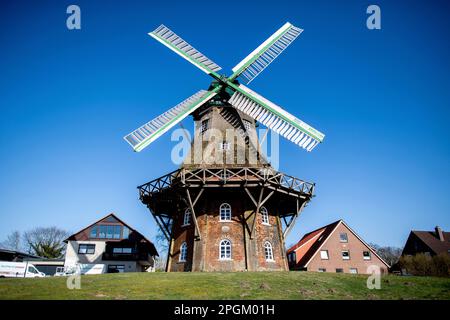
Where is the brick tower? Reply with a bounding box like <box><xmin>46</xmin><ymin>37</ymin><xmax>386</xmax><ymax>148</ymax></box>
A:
<box><xmin>138</xmin><ymin>90</ymin><xmax>315</xmax><ymax>272</ymax></box>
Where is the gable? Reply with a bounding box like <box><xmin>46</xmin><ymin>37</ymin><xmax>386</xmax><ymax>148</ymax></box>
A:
<box><xmin>304</xmin><ymin>221</ymin><xmax>390</xmax><ymax>268</ymax></box>
<box><xmin>291</xmin><ymin>220</ymin><xmax>341</xmax><ymax>266</ymax></box>
<box><xmin>404</xmin><ymin>231</ymin><xmax>450</xmax><ymax>255</ymax></box>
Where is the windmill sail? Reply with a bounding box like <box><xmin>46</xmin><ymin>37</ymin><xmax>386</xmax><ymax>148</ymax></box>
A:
<box><xmin>230</xmin><ymin>22</ymin><xmax>303</xmax><ymax>84</ymax></box>
<box><xmin>124</xmin><ymin>90</ymin><xmax>217</xmax><ymax>152</ymax></box>
<box><xmin>228</xmin><ymin>84</ymin><xmax>324</xmax><ymax>151</ymax></box>
<box><xmin>149</xmin><ymin>25</ymin><xmax>222</xmax><ymax>75</ymax></box>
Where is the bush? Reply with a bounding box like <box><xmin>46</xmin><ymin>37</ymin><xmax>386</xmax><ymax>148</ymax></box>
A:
<box><xmin>399</xmin><ymin>253</ymin><xmax>450</xmax><ymax>277</ymax></box>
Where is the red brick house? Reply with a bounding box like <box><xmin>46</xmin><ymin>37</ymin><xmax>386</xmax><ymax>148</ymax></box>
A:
<box><xmin>287</xmin><ymin>220</ymin><xmax>389</xmax><ymax>274</ymax></box>
<box><xmin>401</xmin><ymin>226</ymin><xmax>450</xmax><ymax>256</ymax></box>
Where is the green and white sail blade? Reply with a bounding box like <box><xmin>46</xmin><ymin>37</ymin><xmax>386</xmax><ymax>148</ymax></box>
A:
<box><xmin>228</xmin><ymin>84</ymin><xmax>324</xmax><ymax>151</ymax></box>
<box><xmin>149</xmin><ymin>25</ymin><xmax>222</xmax><ymax>76</ymax></box>
<box><xmin>230</xmin><ymin>22</ymin><xmax>303</xmax><ymax>84</ymax></box>
<box><xmin>124</xmin><ymin>90</ymin><xmax>217</xmax><ymax>152</ymax></box>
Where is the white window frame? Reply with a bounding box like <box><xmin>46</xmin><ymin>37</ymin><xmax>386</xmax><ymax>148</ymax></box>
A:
<box><xmin>320</xmin><ymin>250</ymin><xmax>329</xmax><ymax>260</ymax></box>
<box><xmin>219</xmin><ymin>203</ymin><xmax>232</xmax><ymax>222</ymax></box>
<box><xmin>179</xmin><ymin>242</ymin><xmax>187</xmax><ymax>262</ymax></box>
<box><xmin>182</xmin><ymin>209</ymin><xmax>191</xmax><ymax>227</ymax></box>
<box><xmin>318</xmin><ymin>268</ymin><xmax>326</xmax><ymax>272</ymax></box>
<box><xmin>363</xmin><ymin>251</ymin><xmax>371</xmax><ymax>260</ymax></box>
<box><xmin>264</xmin><ymin>241</ymin><xmax>274</xmax><ymax>262</ymax></box>
<box><xmin>219</xmin><ymin>239</ymin><xmax>232</xmax><ymax>260</ymax></box>
<box><xmin>342</xmin><ymin>250</ymin><xmax>350</xmax><ymax>260</ymax></box>
<box><xmin>260</xmin><ymin>206</ymin><xmax>270</xmax><ymax>226</ymax></box>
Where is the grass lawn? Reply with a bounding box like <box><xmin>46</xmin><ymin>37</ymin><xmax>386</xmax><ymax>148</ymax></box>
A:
<box><xmin>0</xmin><ymin>271</ymin><xmax>449</xmax><ymax>300</ymax></box>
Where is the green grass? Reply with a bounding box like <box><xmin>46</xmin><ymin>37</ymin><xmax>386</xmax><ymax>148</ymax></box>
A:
<box><xmin>0</xmin><ymin>272</ymin><xmax>449</xmax><ymax>300</ymax></box>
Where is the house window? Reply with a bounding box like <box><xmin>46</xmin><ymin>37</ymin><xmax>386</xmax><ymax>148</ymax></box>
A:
<box><xmin>340</xmin><ymin>232</ymin><xmax>348</xmax><ymax>243</ymax></box>
<box><xmin>96</xmin><ymin>225</ymin><xmax>123</xmax><ymax>239</ymax></box>
<box><xmin>106</xmin><ymin>225</ymin><xmax>114</xmax><ymax>239</ymax></box>
<box><xmin>219</xmin><ymin>203</ymin><xmax>232</xmax><ymax>221</ymax></box>
<box><xmin>99</xmin><ymin>225</ymin><xmax>107</xmax><ymax>238</ymax></box>
<box><xmin>112</xmin><ymin>248</ymin><xmax>133</xmax><ymax>254</ymax></box>
<box><xmin>260</xmin><ymin>206</ymin><xmax>269</xmax><ymax>225</ymax></box>
<box><xmin>243</xmin><ymin>119</ymin><xmax>252</xmax><ymax>131</ymax></box>
<box><xmin>201</xmin><ymin>119</ymin><xmax>209</xmax><ymax>134</ymax></box>
<box><xmin>320</xmin><ymin>250</ymin><xmax>329</xmax><ymax>260</ymax></box>
<box><xmin>179</xmin><ymin>242</ymin><xmax>187</xmax><ymax>262</ymax></box>
<box><xmin>342</xmin><ymin>250</ymin><xmax>350</xmax><ymax>260</ymax></box>
<box><xmin>363</xmin><ymin>251</ymin><xmax>371</xmax><ymax>260</ymax></box>
<box><xmin>336</xmin><ymin>268</ymin><xmax>344</xmax><ymax>273</ymax></box>
<box><xmin>113</xmin><ymin>225</ymin><xmax>121</xmax><ymax>239</ymax></box>
<box><xmin>183</xmin><ymin>209</ymin><xmax>191</xmax><ymax>226</ymax></box>
<box><xmin>219</xmin><ymin>239</ymin><xmax>232</xmax><ymax>260</ymax></box>
<box><xmin>78</xmin><ymin>244</ymin><xmax>95</xmax><ymax>254</ymax></box>
<box><xmin>264</xmin><ymin>241</ymin><xmax>274</xmax><ymax>261</ymax></box>
<box><xmin>219</xmin><ymin>141</ymin><xmax>231</xmax><ymax>151</ymax></box>
<box><xmin>288</xmin><ymin>252</ymin><xmax>296</xmax><ymax>263</ymax></box>
<box><xmin>349</xmin><ymin>268</ymin><xmax>358</xmax><ymax>274</ymax></box>
<box><xmin>318</xmin><ymin>268</ymin><xmax>326</xmax><ymax>272</ymax></box>
<box><xmin>90</xmin><ymin>226</ymin><xmax>98</xmax><ymax>238</ymax></box>
<box><xmin>107</xmin><ymin>265</ymin><xmax>125</xmax><ymax>273</ymax></box>
<box><xmin>122</xmin><ymin>226</ymin><xmax>130</xmax><ymax>239</ymax></box>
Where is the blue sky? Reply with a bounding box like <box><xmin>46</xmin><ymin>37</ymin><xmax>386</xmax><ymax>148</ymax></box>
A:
<box><xmin>0</xmin><ymin>0</ymin><xmax>449</xmax><ymax>251</ymax></box>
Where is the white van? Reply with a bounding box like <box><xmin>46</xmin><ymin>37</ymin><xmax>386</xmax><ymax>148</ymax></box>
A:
<box><xmin>0</xmin><ymin>261</ymin><xmax>46</xmax><ymax>278</ymax></box>
<box><xmin>55</xmin><ymin>264</ymin><xmax>106</xmax><ymax>276</ymax></box>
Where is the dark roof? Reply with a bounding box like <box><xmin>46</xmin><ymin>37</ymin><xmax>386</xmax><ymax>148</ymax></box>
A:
<box><xmin>411</xmin><ymin>230</ymin><xmax>450</xmax><ymax>255</ymax></box>
<box><xmin>65</xmin><ymin>213</ymin><xmax>158</xmax><ymax>256</ymax></box>
<box><xmin>0</xmin><ymin>248</ymin><xmax>41</xmax><ymax>260</ymax></box>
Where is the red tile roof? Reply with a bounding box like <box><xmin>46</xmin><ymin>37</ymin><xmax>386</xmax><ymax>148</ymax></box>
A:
<box><xmin>287</xmin><ymin>220</ymin><xmax>341</xmax><ymax>266</ymax></box>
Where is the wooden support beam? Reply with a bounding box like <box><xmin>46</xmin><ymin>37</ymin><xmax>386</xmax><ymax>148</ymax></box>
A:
<box><xmin>244</xmin><ymin>187</ymin><xmax>258</xmax><ymax>207</ymax></box>
<box><xmin>148</xmin><ymin>206</ymin><xmax>170</xmax><ymax>241</ymax></box>
<box><xmin>260</xmin><ymin>190</ymin><xmax>275</xmax><ymax>208</ymax></box>
<box><xmin>186</xmin><ymin>189</ymin><xmax>202</xmax><ymax>240</ymax></box>
<box><xmin>283</xmin><ymin>201</ymin><xmax>307</xmax><ymax>239</ymax></box>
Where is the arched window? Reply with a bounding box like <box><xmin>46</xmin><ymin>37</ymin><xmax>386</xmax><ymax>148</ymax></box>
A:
<box><xmin>179</xmin><ymin>242</ymin><xmax>187</xmax><ymax>262</ymax></box>
<box><xmin>183</xmin><ymin>209</ymin><xmax>191</xmax><ymax>226</ymax></box>
<box><xmin>260</xmin><ymin>206</ymin><xmax>269</xmax><ymax>225</ymax></box>
<box><xmin>219</xmin><ymin>203</ymin><xmax>231</xmax><ymax>221</ymax></box>
<box><xmin>264</xmin><ymin>241</ymin><xmax>274</xmax><ymax>261</ymax></box>
<box><xmin>219</xmin><ymin>239</ymin><xmax>232</xmax><ymax>260</ymax></box>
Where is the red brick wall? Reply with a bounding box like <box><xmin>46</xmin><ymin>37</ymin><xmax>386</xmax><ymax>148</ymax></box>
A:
<box><xmin>168</xmin><ymin>189</ymin><xmax>288</xmax><ymax>272</ymax></box>
<box><xmin>306</xmin><ymin>223</ymin><xmax>388</xmax><ymax>274</ymax></box>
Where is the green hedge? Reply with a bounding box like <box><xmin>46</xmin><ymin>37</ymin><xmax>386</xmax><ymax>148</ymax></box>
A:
<box><xmin>399</xmin><ymin>253</ymin><xmax>450</xmax><ymax>277</ymax></box>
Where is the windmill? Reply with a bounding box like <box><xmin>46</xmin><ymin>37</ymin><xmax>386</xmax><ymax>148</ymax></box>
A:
<box><xmin>126</xmin><ymin>22</ymin><xmax>325</xmax><ymax>272</ymax></box>
<box><xmin>124</xmin><ymin>22</ymin><xmax>324</xmax><ymax>154</ymax></box>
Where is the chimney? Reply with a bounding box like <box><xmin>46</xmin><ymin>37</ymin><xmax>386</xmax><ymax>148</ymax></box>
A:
<box><xmin>435</xmin><ymin>226</ymin><xmax>444</xmax><ymax>242</ymax></box>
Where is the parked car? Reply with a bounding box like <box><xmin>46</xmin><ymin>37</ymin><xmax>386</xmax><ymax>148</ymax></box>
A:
<box><xmin>0</xmin><ymin>261</ymin><xmax>46</xmax><ymax>278</ymax></box>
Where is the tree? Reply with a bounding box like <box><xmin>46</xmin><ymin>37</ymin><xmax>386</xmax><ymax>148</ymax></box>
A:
<box><xmin>0</xmin><ymin>231</ymin><xmax>22</xmax><ymax>251</ymax></box>
<box><xmin>369</xmin><ymin>243</ymin><xmax>403</xmax><ymax>266</ymax></box>
<box><xmin>23</xmin><ymin>227</ymin><xmax>69</xmax><ymax>259</ymax></box>
<box><xmin>154</xmin><ymin>228</ymin><xmax>169</xmax><ymax>271</ymax></box>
